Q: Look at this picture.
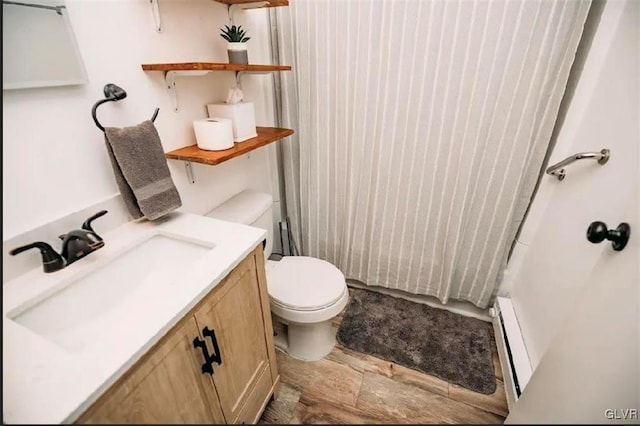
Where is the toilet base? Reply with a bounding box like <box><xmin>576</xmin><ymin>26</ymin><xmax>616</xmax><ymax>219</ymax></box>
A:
<box><xmin>272</xmin><ymin>315</ymin><xmax>337</xmax><ymax>361</ymax></box>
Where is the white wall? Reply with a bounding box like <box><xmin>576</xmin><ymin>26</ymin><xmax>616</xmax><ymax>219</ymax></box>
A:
<box><xmin>3</xmin><ymin>1</ymin><xmax>281</xmax><ymax>266</ymax></box>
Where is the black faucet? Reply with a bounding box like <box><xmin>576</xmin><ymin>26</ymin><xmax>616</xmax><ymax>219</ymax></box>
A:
<box><xmin>58</xmin><ymin>210</ymin><xmax>107</xmax><ymax>265</ymax></box>
<box><xmin>9</xmin><ymin>242</ymin><xmax>66</xmax><ymax>273</ymax></box>
<box><xmin>10</xmin><ymin>210</ymin><xmax>108</xmax><ymax>273</ymax></box>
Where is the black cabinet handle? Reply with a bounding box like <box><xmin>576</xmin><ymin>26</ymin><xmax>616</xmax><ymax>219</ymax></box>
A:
<box><xmin>193</xmin><ymin>326</ymin><xmax>223</xmax><ymax>375</ymax></box>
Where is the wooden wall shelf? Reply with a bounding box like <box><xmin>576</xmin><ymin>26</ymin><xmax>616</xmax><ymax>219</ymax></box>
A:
<box><xmin>141</xmin><ymin>63</ymin><xmax>291</xmax><ymax>111</ymax></box>
<box><xmin>141</xmin><ymin>63</ymin><xmax>291</xmax><ymax>72</ymax></box>
<box><xmin>165</xmin><ymin>127</ymin><xmax>294</xmax><ymax>166</ymax></box>
<box><xmin>214</xmin><ymin>0</ymin><xmax>289</xmax><ymax>7</ymax></box>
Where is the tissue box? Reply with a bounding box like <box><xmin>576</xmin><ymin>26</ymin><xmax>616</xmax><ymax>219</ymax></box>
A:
<box><xmin>206</xmin><ymin>102</ymin><xmax>257</xmax><ymax>142</ymax></box>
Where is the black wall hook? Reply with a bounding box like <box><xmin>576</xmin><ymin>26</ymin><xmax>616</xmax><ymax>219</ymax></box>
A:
<box><xmin>91</xmin><ymin>83</ymin><xmax>159</xmax><ymax>132</ymax></box>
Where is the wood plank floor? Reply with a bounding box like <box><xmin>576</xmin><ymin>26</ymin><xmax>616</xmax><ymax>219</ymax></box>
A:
<box><xmin>259</xmin><ymin>294</ymin><xmax>509</xmax><ymax>424</ymax></box>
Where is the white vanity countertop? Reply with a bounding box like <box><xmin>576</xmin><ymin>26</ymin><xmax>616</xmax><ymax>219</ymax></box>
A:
<box><xmin>2</xmin><ymin>212</ymin><xmax>266</xmax><ymax>424</ymax></box>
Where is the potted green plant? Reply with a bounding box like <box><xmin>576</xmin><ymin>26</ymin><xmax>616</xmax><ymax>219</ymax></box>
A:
<box><xmin>220</xmin><ymin>25</ymin><xmax>251</xmax><ymax>64</ymax></box>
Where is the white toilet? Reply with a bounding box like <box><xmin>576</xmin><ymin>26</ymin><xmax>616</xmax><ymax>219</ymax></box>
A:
<box><xmin>206</xmin><ymin>190</ymin><xmax>348</xmax><ymax>361</ymax></box>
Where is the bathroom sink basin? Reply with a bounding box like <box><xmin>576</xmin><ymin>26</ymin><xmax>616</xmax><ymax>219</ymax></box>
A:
<box><xmin>9</xmin><ymin>234</ymin><xmax>213</xmax><ymax>352</ymax></box>
<box><xmin>3</xmin><ymin>212</ymin><xmax>267</xmax><ymax>425</ymax></box>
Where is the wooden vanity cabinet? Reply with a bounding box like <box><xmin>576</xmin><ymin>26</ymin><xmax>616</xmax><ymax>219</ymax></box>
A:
<box><xmin>77</xmin><ymin>244</ymin><xmax>279</xmax><ymax>424</ymax></box>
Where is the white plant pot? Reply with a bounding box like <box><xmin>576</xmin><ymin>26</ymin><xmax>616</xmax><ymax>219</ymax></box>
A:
<box><xmin>227</xmin><ymin>42</ymin><xmax>248</xmax><ymax>64</ymax></box>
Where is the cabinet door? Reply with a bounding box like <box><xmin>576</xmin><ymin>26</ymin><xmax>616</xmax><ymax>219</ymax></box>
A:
<box><xmin>194</xmin><ymin>253</ymin><xmax>270</xmax><ymax>423</ymax></box>
<box><xmin>77</xmin><ymin>317</ymin><xmax>225</xmax><ymax>424</ymax></box>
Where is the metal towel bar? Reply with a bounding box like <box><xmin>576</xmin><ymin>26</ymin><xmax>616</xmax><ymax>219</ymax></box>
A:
<box><xmin>2</xmin><ymin>1</ymin><xmax>66</xmax><ymax>15</ymax></box>
<box><xmin>546</xmin><ymin>149</ymin><xmax>610</xmax><ymax>181</ymax></box>
<box><xmin>91</xmin><ymin>83</ymin><xmax>159</xmax><ymax>132</ymax></box>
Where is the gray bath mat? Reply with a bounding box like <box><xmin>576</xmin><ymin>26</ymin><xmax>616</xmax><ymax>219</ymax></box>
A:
<box><xmin>336</xmin><ymin>288</ymin><xmax>496</xmax><ymax>394</ymax></box>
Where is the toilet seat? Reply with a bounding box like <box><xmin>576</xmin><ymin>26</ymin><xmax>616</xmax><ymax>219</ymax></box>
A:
<box><xmin>270</xmin><ymin>287</ymin><xmax>348</xmax><ymax>312</ymax></box>
<box><xmin>266</xmin><ymin>257</ymin><xmax>347</xmax><ymax>312</ymax></box>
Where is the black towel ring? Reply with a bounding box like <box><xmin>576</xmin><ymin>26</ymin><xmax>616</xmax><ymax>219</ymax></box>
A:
<box><xmin>92</xmin><ymin>83</ymin><xmax>159</xmax><ymax>132</ymax></box>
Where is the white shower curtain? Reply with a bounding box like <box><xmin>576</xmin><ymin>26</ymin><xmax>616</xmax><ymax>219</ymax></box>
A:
<box><xmin>275</xmin><ymin>0</ymin><xmax>590</xmax><ymax>308</ymax></box>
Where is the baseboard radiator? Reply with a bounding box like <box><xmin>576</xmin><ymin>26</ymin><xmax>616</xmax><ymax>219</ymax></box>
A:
<box><xmin>490</xmin><ymin>297</ymin><xmax>533</xmax><ymax>410</ymax></box>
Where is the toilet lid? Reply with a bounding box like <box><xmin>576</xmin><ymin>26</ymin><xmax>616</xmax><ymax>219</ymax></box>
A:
<box><xmin>266</xmin><ymin>257</ymin><xmax>346</xmax><ymax>311</ymax></box>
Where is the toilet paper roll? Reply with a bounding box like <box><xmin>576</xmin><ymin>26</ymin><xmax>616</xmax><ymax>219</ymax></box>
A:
<box><xmin>193</xmin><ymin>118</ymin><xmax>234</xmax><ymax>151</ymax></box>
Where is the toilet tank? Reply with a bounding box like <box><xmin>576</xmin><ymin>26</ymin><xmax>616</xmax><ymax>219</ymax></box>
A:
<box><xmin>205</xmin><ymin>190</ymin><xmax>274</xmax><ymax>258</ymax></box>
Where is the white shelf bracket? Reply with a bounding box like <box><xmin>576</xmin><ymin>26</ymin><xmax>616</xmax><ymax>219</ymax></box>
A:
<box><xmin>228</xmin><ymin>1</ymin><xmax>269</xmax><ymax>24</ymax></box>
<box><xmin>235</xmin><ymin>70</ymin><xmax>272</xmax><ymax>89</ymax></box>
<box><xmin>164</xmin><ymin>70</ymin><xmax>211</xmax><ymax>112</ymax></box>
<box><xmin>165</xmin><ymin>71</ymin><xmax>178</xmax><ymax>112</ymax></box>
<box><xmin>150</xmin><ymin>0</ymin><xmax>163</xmax><ymax>33</ymax></box>
<box><xmin>185</xmin><ymin>161</ymin><xmax>195</xmax><ymax>184</ymax></box>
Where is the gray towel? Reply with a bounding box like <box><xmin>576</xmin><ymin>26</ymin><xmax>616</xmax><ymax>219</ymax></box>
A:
<box><xmin>104</xmin><ymin>120</ymin><xmax>182</xmax><ymax>220</ymax></box>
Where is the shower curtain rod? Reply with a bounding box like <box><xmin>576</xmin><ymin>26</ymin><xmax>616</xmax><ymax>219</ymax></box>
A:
<box><xmin>2</xmin><ymin>1</ymin><xmax>66</xmax><ymax>15</ymax></box>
